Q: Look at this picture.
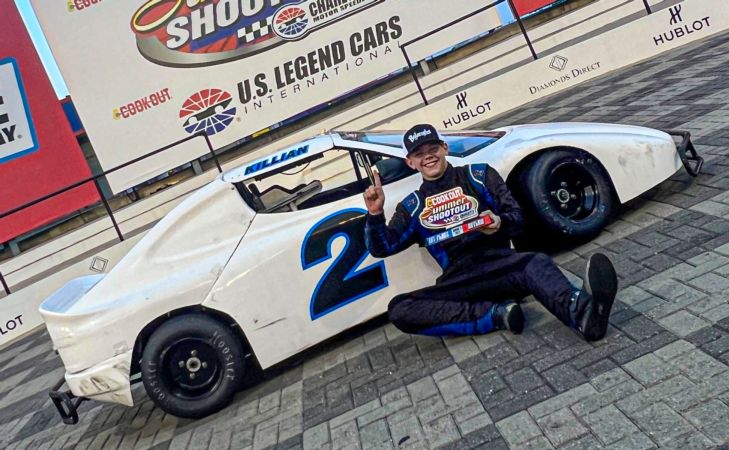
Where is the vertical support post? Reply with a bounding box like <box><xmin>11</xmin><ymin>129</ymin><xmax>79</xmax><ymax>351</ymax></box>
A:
<box><xmin>93</xmin><ymin>178</ymin><xmax>124</xmax><ymax>242</ymax></box>
<box><xmin>0</xmin><ymin>271</ymin><xmax>9</xmax><ymax>295</ymax></box>
<box><xmin>507</xmin><ymin>0</ymin><xmax>538</xmax><ymax>60</ymax></box>
<box><xmin>643</xmin><ymin>0</ymin><xmax>652</xmax><ymax>14</ymax></box>
<box><xmin>203</xmin><ymin>134</ymin><xmax>223</xmax><ymax>173</ymax></box>
<box><xmin>401</xmin><ymin>46</ymin><xmax>429</xmax><ymax>106</ymax></box>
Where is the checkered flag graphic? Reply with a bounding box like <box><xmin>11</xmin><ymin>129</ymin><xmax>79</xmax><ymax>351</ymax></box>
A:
<box><xmin>237</xmin><ymin>17</ymin><xmax>274</xmax><ymax>44</ymax></box>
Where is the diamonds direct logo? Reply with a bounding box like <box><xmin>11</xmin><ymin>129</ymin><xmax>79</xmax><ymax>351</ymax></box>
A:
<box><xmin>549</xmin><ymin>55</ymin><xmax>568</xmax><ymax>72</ymax></box>
<box><xmin>179</xmin><ymin>89</ymin><xmax>236</xmax><ymax>136</ymax></box>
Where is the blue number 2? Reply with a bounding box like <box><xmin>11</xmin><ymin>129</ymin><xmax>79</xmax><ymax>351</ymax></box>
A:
<box><xmin>301</xmin><ymin>209</ymin><xmax>389</xmax><ymax>320</ymax></box>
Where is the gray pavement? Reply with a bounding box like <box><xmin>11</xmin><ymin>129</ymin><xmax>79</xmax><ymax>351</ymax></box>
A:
<box><xmin>2</xmin><ymin>30</ymin><xmax>729</xmax><ymax>450</ymax></box>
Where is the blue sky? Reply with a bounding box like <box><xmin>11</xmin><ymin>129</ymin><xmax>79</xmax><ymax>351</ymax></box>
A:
<box><xmin>14</xmin><ymin>0</ymin><xmax>69</xmax><ymax>99</ymax></box>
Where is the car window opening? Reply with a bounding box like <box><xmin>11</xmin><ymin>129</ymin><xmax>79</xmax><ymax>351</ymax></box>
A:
<box><xmin>234</xmin><ymin>148</ymin><xmax>417</xmax><ymax>213</ymax></box>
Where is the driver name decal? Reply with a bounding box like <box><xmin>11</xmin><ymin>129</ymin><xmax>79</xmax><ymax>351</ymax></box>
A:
<box><xmin>244</xmin><ymin>144</ymin><xmax>309</xmax><ymax>175</ymax></box>
<box><xmin>419</xmin><ymin>187</ymin><xmax>479</xmax><ymax>230</ymax></box>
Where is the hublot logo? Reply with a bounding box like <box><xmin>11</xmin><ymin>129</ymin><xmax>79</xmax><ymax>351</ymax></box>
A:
<box><xmin>443</xmin><ymin>91</ymin><xmax>492</xmax><ymax>129</ymax></box>
<box><xmin>653</xmin><ymin>5</ymin><xmax>711</xmax><ymax>46</ymax></box>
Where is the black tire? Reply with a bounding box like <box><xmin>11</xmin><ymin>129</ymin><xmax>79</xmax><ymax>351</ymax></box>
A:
<box><xmin>520</xmin><ymin>150</ymin><xmax>616</xmax><ymax>244</ymax></box>
<box><xmin>141</xmin><ymin>314</ymin><xmax>245</xmax><ymax>419</ymax></box>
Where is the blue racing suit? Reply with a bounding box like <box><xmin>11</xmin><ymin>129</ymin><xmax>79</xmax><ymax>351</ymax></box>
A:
<box><xmin>364</xmin><ymin>164</ymin><xmax>575</xmax><ymax>336</ymax></box>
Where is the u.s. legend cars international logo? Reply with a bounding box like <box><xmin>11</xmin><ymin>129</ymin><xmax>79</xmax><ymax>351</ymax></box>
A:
<box><xmin>419</xmin><ymin>187</ymin><xmax>479</xmax><ymax>230</ymax></box>
<box><xmin>179</xmin><ymin>89</ymin><xmax>237</xmax><ymax>136</ymax></box>
<box><xmin>131</xmin><ymin>0</ymin><xmax>385</xmax><ymax>67</ymax></box>
<box><xmin>0</xmin><ymin>58</ymin><xmax>38</xmax><ymax>164</ymax></box>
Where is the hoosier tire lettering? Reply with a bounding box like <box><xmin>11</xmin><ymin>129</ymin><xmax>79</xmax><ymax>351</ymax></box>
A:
<box><xmin>140</xmin><ymin>314</ymin><xmax>246</xmax><ymax>418</ymax></box>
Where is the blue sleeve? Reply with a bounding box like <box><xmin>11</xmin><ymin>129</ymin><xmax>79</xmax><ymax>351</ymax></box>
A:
<box><xmin>484</xmin><ymin>165</ymin><xmax>525</xmax><ymax>237</ymax></box>
<box><xmin>364</xmin><ymin>203</ymin><xmax>418</xmax><ymax>258</ymax></box>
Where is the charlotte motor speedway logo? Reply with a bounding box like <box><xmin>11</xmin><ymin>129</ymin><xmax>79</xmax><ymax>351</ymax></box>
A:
<box><xmin>179</xmin><ymin>89</ymin><xmax>237</xmax><ymax>136</ymax></box>
<box><xmin>131</xmin><ymin>0</ymin><xmax>384</xmax><ymax>67</ymax></box>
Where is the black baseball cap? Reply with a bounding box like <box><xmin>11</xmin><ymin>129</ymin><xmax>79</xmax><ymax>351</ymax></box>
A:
<box><xmin>403</xmin><ymin>124</ymin><xmax>444</xmax><ymax>155</ymax></box>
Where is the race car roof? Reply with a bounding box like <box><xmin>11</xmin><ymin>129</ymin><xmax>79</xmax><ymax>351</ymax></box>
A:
<box><xmin>223</xmin><ymin>135</ymin><xmax>335</xmax><ymax>183</ymax></box>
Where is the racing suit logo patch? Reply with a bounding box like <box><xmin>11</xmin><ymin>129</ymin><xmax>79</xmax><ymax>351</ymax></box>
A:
<box><xmin>419</xmin><ymin>187</ymin><xmax>479</xmax><ymax>230</ymax></box>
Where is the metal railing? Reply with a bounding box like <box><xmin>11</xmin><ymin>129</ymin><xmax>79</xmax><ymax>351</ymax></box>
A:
<box><xmin>0</xmin><ymin>132</ymin><xmax>220</xmax><ymax>295</ymax></box>
<box><xmin>400</xmin><ymin>0</ymin><xmax>536</xmax><ymax>105</ymax></box>
<box><xmin>400</xmin><ymin>0</ymin><xmax>654</xmax><ymax>105</ymax></box>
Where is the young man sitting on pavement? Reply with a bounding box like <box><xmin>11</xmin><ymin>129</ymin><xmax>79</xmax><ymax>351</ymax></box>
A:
<box><xmin>363</xmin><ymin>123</ymin><xmax>618</xmax><ymax>340</ymax></box>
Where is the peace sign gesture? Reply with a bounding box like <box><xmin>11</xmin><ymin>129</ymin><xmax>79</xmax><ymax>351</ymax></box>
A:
<box><xmin>363</xmin><ymin>171</ymin><xmax>385</xmax><ymax>215</ymax></box>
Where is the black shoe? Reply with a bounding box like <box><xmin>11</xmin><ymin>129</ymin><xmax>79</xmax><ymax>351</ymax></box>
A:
<box><xmin>577</xmin><ymin>253</ymin><xmax>618</xmax><ymax>341</ymax></box>
<box><xmin>492</xmin><ymin>300</ymin><xmax>525</xmax><ymax>335</ymax></box>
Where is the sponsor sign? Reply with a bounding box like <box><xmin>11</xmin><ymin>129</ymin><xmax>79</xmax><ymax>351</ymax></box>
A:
<box><xmin>0</xmin><ymin>59</ymin><xmax>38</xmax><ymax>163</ymax></box>
<box><xmin>653</xmin><ymin>4</ymin><xmax>712</xmax><ymax>46</ymax></box>
<box><xmin>512</xmin><ymin>0</ymin><xmax>559</xmax><ymax>16</ymax></box>
<box><xmin>0</xmin><ymin>4</ymin><xmax>98</xmax><ymax>244</ymax></box>
<box><xmin>529</xmin><ymin>55</ymin><xmax>602</xmax><ymax>96</ymax></box>
<box><xmin>419</xmin><ymin>187</ymin><xmax>479</xmax><ymax>230</ymax></box>
<box><xmin>31</xmin><ymin>0</ymin><xmax>504</xmax><ymax>193</ymax></box>
<box><xmin>388</xmin><ymin>0</ymin><xmax>729</xmax><ymax>136</ymax></box>
<box><xmin>442</xmin><ymin>91</ymin><xmax>493</xmax><ymax>129</ymax></box>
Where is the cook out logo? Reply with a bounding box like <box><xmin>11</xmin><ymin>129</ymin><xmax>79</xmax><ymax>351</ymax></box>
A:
<box><xmin>130</xmin><ymin>0</ymin><xmax>384</xmax><ymax>67</ymax></box>
<box><xmin>419</xmin><ymin>187</ymin><xmax>479</xmax><ymax>230</ymax></box>
<box><xmin>179</xmin><ymin>88</ymin><xmax>237</xmax><ymax>136</ymax></box>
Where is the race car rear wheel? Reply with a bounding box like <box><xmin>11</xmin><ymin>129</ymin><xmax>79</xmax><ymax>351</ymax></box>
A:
<box><xmin>521</xmin><ymin>149</ymin><xmax>616</xmax><ymax>244</ymax></box>
<box><xmin>141</xmin><ymin>314</ymin><xmax>245</xmax><ymax>419</ymax></box>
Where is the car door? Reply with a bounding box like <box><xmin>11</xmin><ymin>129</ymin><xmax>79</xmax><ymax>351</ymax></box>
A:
<box><xmin>205</xmin><ymin>145</ymin><xmax>441</xmax><ymax>369</ymax></box>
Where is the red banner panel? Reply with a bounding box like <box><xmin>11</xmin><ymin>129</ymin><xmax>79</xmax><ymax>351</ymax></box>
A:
<box><xmin>513</xmin><ymin>0</ymin><xmax>557</xmax><ymax>16</ymax></box>
<box><xmin>0</xmin><ymin>2</ymin><xmax>98</xmax><ymax>244</ymax></box>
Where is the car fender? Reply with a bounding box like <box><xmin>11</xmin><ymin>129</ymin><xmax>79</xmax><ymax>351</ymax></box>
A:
<box><xmin>41</xmin><ymin>179</ymin><xmax>254</xmax><ymax>377</ymax></box>
<box><xmin>465</xmin><ymin>123</ymin><xmax>682</xmax><ymax>203</ymax></box>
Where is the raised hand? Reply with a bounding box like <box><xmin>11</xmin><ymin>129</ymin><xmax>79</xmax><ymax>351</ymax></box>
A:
<box><xmin>363</xmin><ymin>171</ymin><xmax>385</xmax><ymax>215</ymax></box>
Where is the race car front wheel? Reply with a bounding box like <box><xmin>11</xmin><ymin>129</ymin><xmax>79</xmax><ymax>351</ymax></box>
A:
<box><xmin>521</xmin><ymin>149</ymin><xmax>616</xmax><ymax>244</ymax></box>
<box><xmin>141</xmin><ymin>314</ymin><xmax>245</xmax><ymax>419</ymax></box>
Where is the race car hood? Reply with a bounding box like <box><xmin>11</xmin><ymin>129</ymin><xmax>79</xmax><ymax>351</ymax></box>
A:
<box><xmin>40</xmin><ymin>178</ymin><xmax>255</xmax><ymax>373</ymax></box>
<box><xmin>493</xmin><ymin>122</ymin><xmax>670</xmax><ymax>142</ymax></box>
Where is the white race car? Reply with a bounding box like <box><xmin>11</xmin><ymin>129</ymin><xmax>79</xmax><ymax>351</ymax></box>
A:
<box><xmin>41</xmin><ymin>123</ymin><xmax>701</xmax><ymax>422</ymax></box>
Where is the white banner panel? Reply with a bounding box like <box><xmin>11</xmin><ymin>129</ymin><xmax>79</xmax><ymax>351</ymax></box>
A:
<box><xmin>31</xmin><ymin>0</ymin><xmax>501</xmax><ymax>193</ymax></box>
<box><xmin>387</xmin><ymin>0</ymin><xmax>729</xmax><ymax>131</ymax></box>
<box><xmin>0</xmin><ymin>234</ymin><xmax>144</xmax><ymax>349</ymax></box>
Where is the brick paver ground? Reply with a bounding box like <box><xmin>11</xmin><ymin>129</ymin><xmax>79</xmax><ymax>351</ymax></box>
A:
<box><xmin>2</xmin><ymin>29</ymin><xmax>729</xmax><ymax>450</ymax></box>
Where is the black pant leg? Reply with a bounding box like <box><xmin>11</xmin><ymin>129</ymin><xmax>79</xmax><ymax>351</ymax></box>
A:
<box><xmin>511</xmin><ymin>252</ymin><xmax>575</xmax><ymax>324</ymax></box>
<box><xmin>387</xmin><ymin>286</ymin><xmax>494</xmax><ymax>335</ymax></box>
<box><xmin>387</xmin><ymin>251</ymin><xmax>576</xmax><ymax>334</ymax></box>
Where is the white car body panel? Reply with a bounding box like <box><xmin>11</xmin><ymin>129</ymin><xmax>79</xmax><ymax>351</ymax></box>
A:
<box><xmin>41</xmin><ymin>179</ymin><xmax>252</xmax><ymax>385</ymax></box>
<box><xmin>469</xmin><ymin>123</ymin><xmax>682</xmax><ymax>202</ymax></box>
<box><xmin>39</xmin><ymin>122</ymin><xmax>685</xmax><ymax>406</ymax></box>
<box><xmin>204</xmin><ymin>173</ymin><xmax>442</xmax><ymax>369</ymax></box>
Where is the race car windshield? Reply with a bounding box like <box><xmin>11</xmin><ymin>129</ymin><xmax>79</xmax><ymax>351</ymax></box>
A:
<box><xmin>339</xmin><ymin>131</ymin><xmax>504</xmax><ymax>157</ymax></box>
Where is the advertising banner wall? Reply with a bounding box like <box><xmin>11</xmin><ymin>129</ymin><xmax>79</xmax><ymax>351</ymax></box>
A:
<box><xmin>513</xmin><ymin>0</ymin><xmax>559</xmax><ymax>16</ymax></box>
<box><xmin>0</xmin><ymin>3</ymin><xmax>98</xmax><ymax>244</ymax></box>
<box><xmin>386</xmin><ymin>0</ymin><xmax>729</xmax><ymax>134</ymax></box>
<box><xmin>0</xmin><ymin>233</ymin><xmax>144</xmax><ymax>349</ymax></box>
<box><xmin>31</xmin><ymin>0</ymin><xmax>503</xmax><ymax>193</ymax></box>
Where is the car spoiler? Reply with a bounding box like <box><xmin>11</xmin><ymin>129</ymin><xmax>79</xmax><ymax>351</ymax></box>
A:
<box><xmin>663</xmin><ymin>130</ymin><xmax>703</xmax><ymax>177</ymax></box>
<box><xmin>49</xmin><ymin>377</ymin><xmax>86</xmax><ymax>425</ymax></box>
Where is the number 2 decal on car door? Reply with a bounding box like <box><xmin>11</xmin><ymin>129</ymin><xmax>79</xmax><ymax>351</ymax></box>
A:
<box><xmin>301</xmin><ymin>209</ymin><xmax>389</xmax><ymax>320</ymax></box>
